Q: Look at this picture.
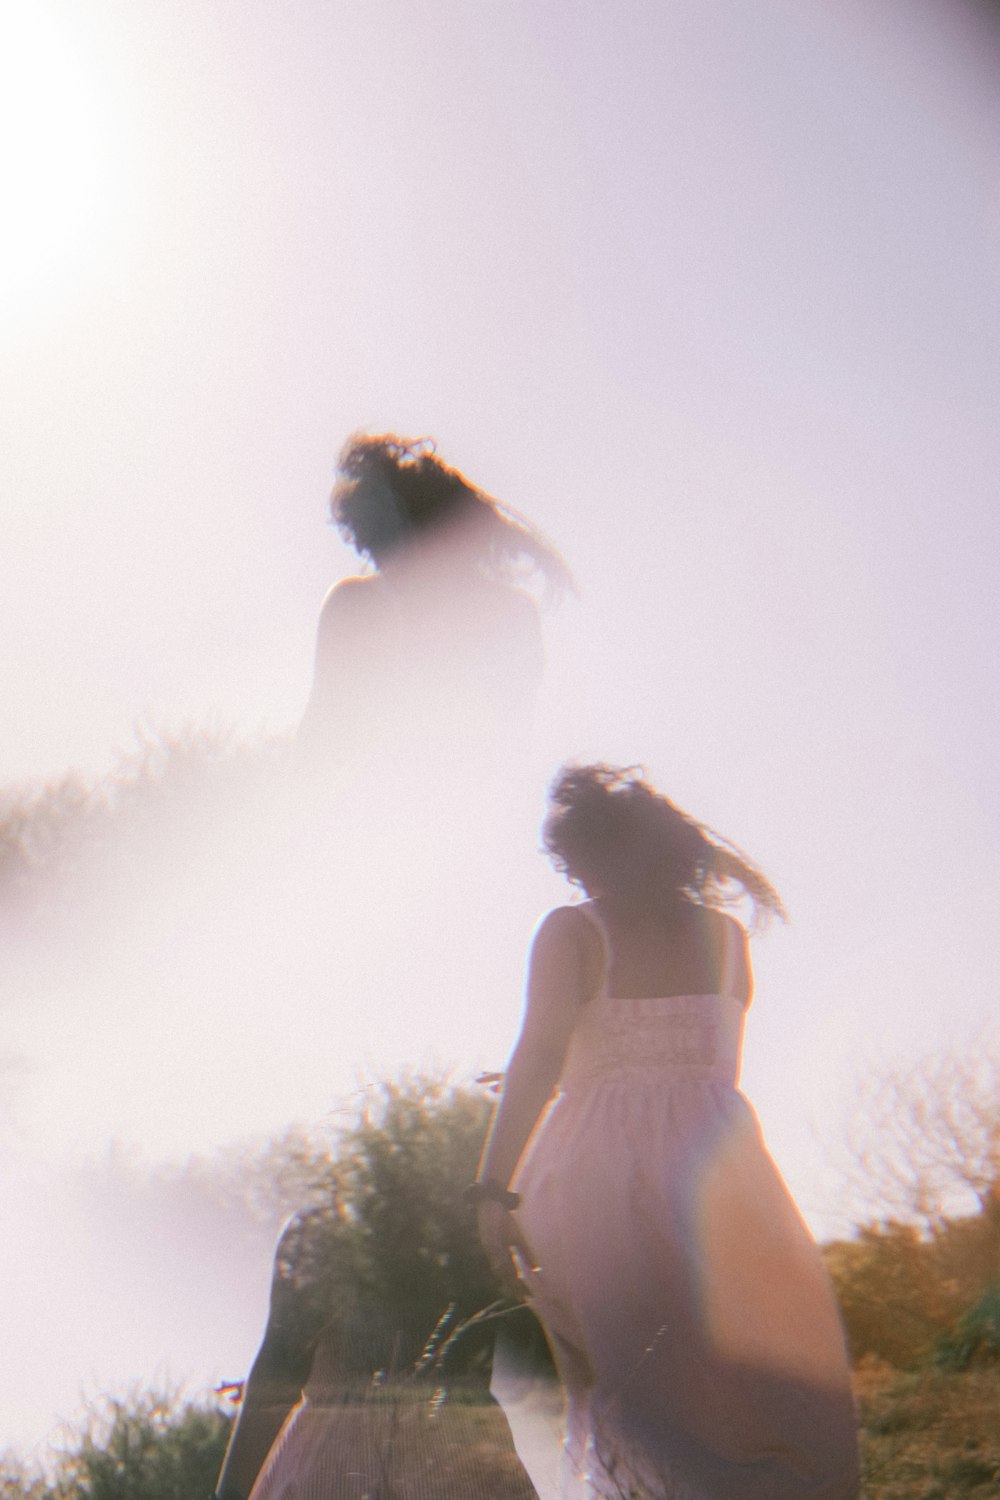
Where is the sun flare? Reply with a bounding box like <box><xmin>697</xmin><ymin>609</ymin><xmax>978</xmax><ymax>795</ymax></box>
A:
<box><xmin>0</xmin><ymin>5</ymin><xmax>111</xmax><ymax>317</ymax></box>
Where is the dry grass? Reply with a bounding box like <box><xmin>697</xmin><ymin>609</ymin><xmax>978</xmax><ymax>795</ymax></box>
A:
<box><xmin>347</xmin><ymin>1361</ymin><xmax>1000</xmax><ymax>1500</ymax></box>
<box><xmin>856</xmin><ymin>1358</ymin><xmax>1000</xmax><ymax>1498</ymax></box>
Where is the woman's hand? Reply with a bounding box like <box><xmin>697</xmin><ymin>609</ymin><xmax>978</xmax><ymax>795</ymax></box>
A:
<box><xmin>476</xmin><ymin>1200</ymin><xmax>536</xmax><ymax>1297</ymax></box>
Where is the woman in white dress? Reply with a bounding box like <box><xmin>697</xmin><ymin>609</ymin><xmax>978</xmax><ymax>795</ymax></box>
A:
<box><xmin>473</xmin><ymin>765</ymin><xmax>860</xmax><ymax>1500</ymax></box>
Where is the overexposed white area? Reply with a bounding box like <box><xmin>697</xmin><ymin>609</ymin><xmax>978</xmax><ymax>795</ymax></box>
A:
<box><xmin>2</xmin><ymin>0</ymin><xmax>999</xmax><ymax>1459</ymax></box>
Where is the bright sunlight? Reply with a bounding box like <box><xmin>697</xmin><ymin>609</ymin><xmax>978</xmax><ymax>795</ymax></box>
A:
<box><xmin>0</xmin><ymin>3</ymin><xmax>110</xmax><ymax>318</ymax></box>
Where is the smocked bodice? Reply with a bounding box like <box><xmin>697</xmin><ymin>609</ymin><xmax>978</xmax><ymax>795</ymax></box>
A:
<box><xmin>557</xmin><ymin>990</ymin><xmax>746</xmax><ymax>1092</ymax></box>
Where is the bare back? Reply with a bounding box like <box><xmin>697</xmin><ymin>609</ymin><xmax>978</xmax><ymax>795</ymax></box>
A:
<box><xmin>582</xmin><ymin>899</ymin><xmax>751</xmax><ymax>1006</ymax></box>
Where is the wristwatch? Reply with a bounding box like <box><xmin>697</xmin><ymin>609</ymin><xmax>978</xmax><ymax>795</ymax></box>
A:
<box><xmin>463</xmin><ymin>1177</ymin><xmax>521</xmax><ymax>1210</ymax></box>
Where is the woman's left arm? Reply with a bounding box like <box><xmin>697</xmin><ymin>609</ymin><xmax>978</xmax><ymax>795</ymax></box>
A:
<box><xmin>214</xmin><ymin>1337</ymin><xmax>305</xmax><ymax>1500</ymax></box>
<box><xmin>474</xmin><ymin>905</ymin><xmax>594</xmax><ymax>1284</ymax></box>
<box><xmin>213</xmin><ymin>1215</ymin><xmax>323</xmax><ymax>1500</ymax></box>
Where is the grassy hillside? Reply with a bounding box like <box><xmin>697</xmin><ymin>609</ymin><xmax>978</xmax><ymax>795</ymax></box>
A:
<box><xmin>857</xmin><ymin>1361</ymin><xmax>1000</xmax><ymax>1498</ymax></box>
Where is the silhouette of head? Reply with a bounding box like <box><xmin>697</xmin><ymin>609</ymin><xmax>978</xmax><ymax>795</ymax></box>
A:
<box><xmin>542</xmin><ymin>764</ymin><xmax>785</xmax><ymax>924</ymax></box>
<box><xmin>330</xmin><ymin>433</ymin><xmax>572</xmax><ymax>596</ymax></box>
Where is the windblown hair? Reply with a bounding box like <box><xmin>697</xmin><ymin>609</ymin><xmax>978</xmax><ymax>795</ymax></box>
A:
<box><xmin>329</xmin><ymin>433</ymin><xmax>572</xmax><ymax>597</ymax></box>
<box><xmin>543</xmin><ymin>764</ymin><xmax>786</xmax><ymax>927</ymax></box>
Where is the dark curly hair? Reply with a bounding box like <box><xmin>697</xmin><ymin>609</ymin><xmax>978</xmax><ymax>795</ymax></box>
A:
<box><xmin>329</xmin><ymin>432</ymin><xmax>572</xmax><ymax>597</ymax></box>
<box><xmin>542</xmin><ymin>764</ymin><xmax>786</xmax><ymax>927</ymax></box>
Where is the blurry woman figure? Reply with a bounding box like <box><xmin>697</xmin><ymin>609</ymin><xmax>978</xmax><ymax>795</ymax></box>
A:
<box><xmin>474</xmin><ymin>765</ymin><xmax>860</xmax><ymax>1499</ymax></box>
<box><xmin>295</xmin><ymin>432</ymin><xmax>571</xmax><ymax>801</ymax></box>
<box><xmin>215</xmin><ymin>1208</ymin><xmax>538</xmax><ymax>1500</ymax></box>
<box><xmin>247</xmin><ymin>434</ymin><xmax>570</xmax><ymax>1133</ymax></box>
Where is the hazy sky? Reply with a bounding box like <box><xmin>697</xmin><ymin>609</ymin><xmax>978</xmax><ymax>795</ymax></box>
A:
<box><xmin>2</xmin><ymin>0</ymin><xmax>999</xmax><ymax>1459</ymax></box>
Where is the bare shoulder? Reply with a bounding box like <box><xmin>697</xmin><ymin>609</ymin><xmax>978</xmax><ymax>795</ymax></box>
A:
<box><xmin>707</xmin><ymin>908</ymin><xmax>752</xmax><ymax>1003</ymax></box>
<box><xmin>318</xmin><ymin>574</ymin><xmax>382</xmax><ymax>618</ymax></box>
<box><xmin>523</xmin><ymin>907</ymin><xmax>601</xmax><ymax>1039</ymax></box>
<box><xmin>705</xmin><ymin>907</ymin><xmax>750</xmax><ymax>957</ymax></box>
<box><xmin>531</xmin><ymin>904</ymin><xmax>605</xmax><ymax>987</ymax></box>
<box><xmin>714</xmin><ymin>909</ymin><xmax>748</xmax><ymax>944</ymax></box>
<box><xmin>314</xmin><ymin>576</ymin><xmax>385</xmax><ymax>650</ymax></box>
<box><xmin>534</xmin><ymin>903</ymin><xmax>597</xmax><ymax>946</ymax></box>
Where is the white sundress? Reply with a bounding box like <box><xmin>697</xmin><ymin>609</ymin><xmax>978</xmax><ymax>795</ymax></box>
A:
<box><xmin>509</xmin><ymin>911</ymin><xmax>861</xmax><ymax>1500</ymax></box>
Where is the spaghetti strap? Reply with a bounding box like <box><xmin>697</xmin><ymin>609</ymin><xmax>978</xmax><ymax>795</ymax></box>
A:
<box><xmin>574</xmin><ymin>902</ymin><xmax>611</xmax><ymax>1002</ymax></box>
<box><xmin>718</xmin><ymin>914</ymin><xmax>741</xmax><ymax>998</ymax></box>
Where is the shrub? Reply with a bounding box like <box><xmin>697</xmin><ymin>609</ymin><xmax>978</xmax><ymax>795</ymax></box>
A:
<box><xmin>55</xmin><ymin>1387</ymin><xmax>232</xmax><ymax>1500</ymax></box>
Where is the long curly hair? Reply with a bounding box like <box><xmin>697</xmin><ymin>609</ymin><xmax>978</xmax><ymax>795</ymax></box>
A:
<box><xmin>542</xmin><ymin>764</ymin><xmax>786</xmax><ymax>927</ymax></box>
<box><xmin>330</xmin><ymin>432</ymin><xmax>573</xmax><ymax>598</ymax></box>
